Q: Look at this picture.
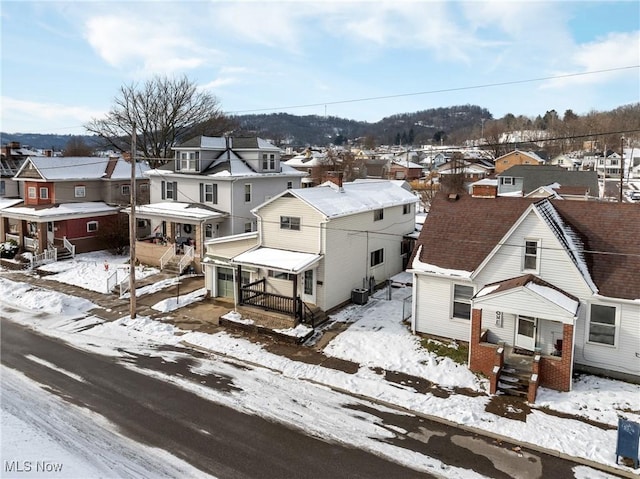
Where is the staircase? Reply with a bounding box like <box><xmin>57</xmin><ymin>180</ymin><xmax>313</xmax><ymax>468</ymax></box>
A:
<box><xmin>162</xmin><ymin>256</ymin><xmax>191</xmax><ymax>275</ymax></box>
<box><xmin>56</xmin><ymin>247</ymin><xmax>74</xmax><ymax>261</ymax></box>
<box><xmin>498</xmin><ymin>361</ymin><xmax>531</xmax><ymax>397</ymax></box>
<box><xmin>301</xmin><ymin>303</ymin><xmax>329</xmax><ymax>328</ymax></box>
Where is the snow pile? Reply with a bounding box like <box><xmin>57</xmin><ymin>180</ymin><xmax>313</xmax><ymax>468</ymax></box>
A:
<box><xmin>151</xmin><ymin>288</ymin><xmax>207</xmax><ymax>313</ymax></box>
<box><xmin>39</xmin><ymin>251</ymin><xmax>158</xmax><ymax>294</ymax></box>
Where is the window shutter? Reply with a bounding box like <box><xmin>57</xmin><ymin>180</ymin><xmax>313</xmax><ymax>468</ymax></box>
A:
<box><xmin>196</xmin><ymin>159</ymin><xmax>200</xmax><ymax>172</ymax></box>
<box><xmin>175</xmin><ymin>155</ymin><xmax>181</xmax><ymax>171</ymax></box>
<box><xmin>173</xmin><ymin>182</ymin><xmax>178</xmax><ymax>201</ymax></box>
<box><xmin>213</xmin><ymin>184</ymin><xmax>217</xmax><ymax>204</ymax></box>
<box><xmin>199</xmin><ymin>183</ymin><xmax>204</xmax><ymax>202</ymax></box>
<box><xmin>161</xmin><ymin>181</ymin><xmax>165</xmax><ymax>200</ymax></box>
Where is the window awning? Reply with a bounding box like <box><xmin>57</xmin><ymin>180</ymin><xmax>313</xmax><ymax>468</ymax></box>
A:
<box><xmin>231</xmin><ymin>247</ymin><xmax>322</xmax><ymax>274</ymax></box>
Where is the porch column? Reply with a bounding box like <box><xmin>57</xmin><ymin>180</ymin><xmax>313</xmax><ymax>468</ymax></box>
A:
<box><xmin>195</xmin><ymin>222</ymin><xmax>202</xmax><ymax>258</ymax></box>
<box><xmin>18</xmin><ymin>220</ymin><xmax>26</xmax><ymax>250</ymax></box>
<box><xmin>168</xmin><ymin>222</ymin><xmax>176</xmax><ymax>241</ymax></box>
<box><xmin>0</xmin><ymin>216</ymin><xmax>7</xmax><ymax>241</ymax></box>
<box><xmin>539</xmin><ymin>323</ymin><xmax>574</xmax><ymax>392</ymax></box>
<box><xmin>236</xmin><ymin>265</ymin><xmax>242</xmax><ymax>305</ymax></box>
<box><xmin>37</xmin><ymin>222</ymin><xmax>47</xmax><ymax>252</ymax></box>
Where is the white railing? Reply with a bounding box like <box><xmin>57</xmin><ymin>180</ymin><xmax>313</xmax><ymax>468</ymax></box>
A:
<box><xmin>63</xmin><ymin>236</ymin><xmax>76</xmax><ymax>257</ymax></box>
<box><xmin>24</xmin><ymin>236</ymin><xmax>37</xmax><ymax>250</ymax></box>
<box><xmin>159</xmin><ymin>244</ymin><xmax>176</xmax><ymax>270</ymax></box>
<box><xmin>29</xmin><ymin>248</ymin><xmax>57</xmax><ymax>269</ymax></box>
<box><xmin>119</xmin><ymin>271</ymin><xmax>130</xmax><ymax>297</ymax></box>
<box><xmin>178</xmin><ymin>245</ymin><xmax>195</xmax><ymax>274</ymax></box>
<box><xmin>106</xmin><ymin>270</ymin><xmax>119</xmax><ymax>293</ymax></box>
<box><xmin>5</xmin><ymin>233</ymin><xmax>20</xmax><ymax>243</ymax></box>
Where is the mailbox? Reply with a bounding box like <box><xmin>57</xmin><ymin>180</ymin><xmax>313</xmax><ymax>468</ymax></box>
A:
<box><xmin>616</xmin><ymin>417</ymin><xmax>640</xmax><ymax>469</ymax></box>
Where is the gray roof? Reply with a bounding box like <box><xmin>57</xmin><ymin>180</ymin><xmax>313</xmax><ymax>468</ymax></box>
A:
<box><xmin>498</xmin><ymin>165</ymin><xmax>599</xmax><ymax>195</ymax></box>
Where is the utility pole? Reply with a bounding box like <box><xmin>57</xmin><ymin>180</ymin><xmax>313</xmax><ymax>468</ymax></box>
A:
<box><xmin>129</xmin><ymin>122</ymin><xmax>137</xmax><ymax>318</ymax></box>
<box><xmin>619</xmin><ymin>136</ymin><xmax>625</xmax><ymax>203</ymax></box>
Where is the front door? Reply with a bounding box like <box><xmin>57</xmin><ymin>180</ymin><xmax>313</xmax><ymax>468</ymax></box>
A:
<box><xmin>47</xmin><ymin>222</ymin><xmax>54</xmax><ymax>246</ymax></box>
<box><xmin>302</xmin><ymin>269</ymin><xmax>315</xmax><ymax>305</ymax></box>
<box><xmin>515</xmin><ymin>315</ymin><xmax>537</xmax><ymax>351</ymax></box>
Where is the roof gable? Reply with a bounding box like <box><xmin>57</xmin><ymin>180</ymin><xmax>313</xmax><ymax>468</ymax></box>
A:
<box><xmin>411</xmin><ymin>193</ymin><xmax>640</xmax><ymax>300</ymax></box>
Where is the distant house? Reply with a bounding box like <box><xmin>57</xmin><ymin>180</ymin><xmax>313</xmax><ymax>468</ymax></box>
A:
<box><xmin>494</xmin><ymin>150</ymin><xmax>544</xmax><ymax>175</ymax></box>
<box><xmin>1</xmin><ymin>141</ymin><xmax>43</xmax><ymax>198</ymax></box>
<box><xmin>1</xmin><ymin>156</ymin><xmax>149</xmax><ymax>256</ymax></box>
<box><xmin>128</xmin><ymin>136</ymin><xmax>306</xmax><ymax>273</ymax></box>
<box><xmin>203</xmin><ymin>180</ymin><xmax>418</xmax><ymax>325</ymax></box>
<box><xmin>409</xmin><ymin>193</ymin><xmax>640</xmax><ymax>401</ymax></box>
<box><xmin>388</xmin><ymin>159</ymin><xmax>423</xmax><ymax>181</ymax></box>
<box><xmin>497</xmin><ymin>165</ymin><xmax>599</xmax><ymax>199</ymax></box>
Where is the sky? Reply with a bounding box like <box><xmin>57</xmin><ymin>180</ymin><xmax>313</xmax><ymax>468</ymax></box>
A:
<box><xmin>1</xmin><ymin>256</ymin><xmax>638</xmax><ymax>477</ymax></box>
<box><xmin>1</xmin><ymin>0</ymin><xmax>639</xmax><ymax>135</ymax></box>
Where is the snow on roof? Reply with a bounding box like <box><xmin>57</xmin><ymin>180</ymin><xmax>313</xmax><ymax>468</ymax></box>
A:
<box><xmin>411</xmin><ymin>246</ymin><xmax>472</xmax><ymax>278</ymax></box>
<box><xmin>0</xmin><ymin>198</ymin><xmax>23</xmax><ymax>210</ymax></box>
<box><xmin>232</xmin><ymin>247</ymin><xmax>322</xmax><ymax>273</ymax></box>
<box><xmin>526</xmin><ymin>281</ymin><xmax>579</xmax><ymax>314</ymax></box>
<box><xmin>471</xmin><ymin>178</ymin><xmax>498</xmax><ymax>187</ymax></box>
<box><xmin>3</xmin><ymin>202</ymin><xmax>119</xmax><ymax>219</ymax></box>
<box><xmin>110</xmin><ymin>160</ymin><xmax>151</xmax><ymax>180</ymax></box>
<box><xmin>130</xmin><ymin>202</ymin><xmax>226</xmax><ymax>220</ymax></box>
<box><xmin>282</xmin><ymin>180</ymin><xmax>417</xmax><ymax>219</ymax></box>
<box><xmin>20</xmin><ymin>156</ymin><xmax>110</xmax><ymax>180</ymax></box>
<box><xmin>391</xmin><ymin>160</ymin><xmax>423</xmax><ymax>169</ymax></box>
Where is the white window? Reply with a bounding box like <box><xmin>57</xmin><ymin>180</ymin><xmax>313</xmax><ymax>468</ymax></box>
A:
<box><xmin>588</xmin><ymin>304</ymin><xmax>616</xmax><ymax>346</ymax></box>
<box><xmin>268</xmin><ymin>270</ymin><xmax>294</xmax><ymax>280</ymax></box>
<box><xmin>180</xmin><ymin>151</ymin><xmax>199</xmax><ymax>171</ymax></box>
<box><xmin>87</xmin><ymin>221</ymin><xmax>99</xmax><ymax>232</ymax></box>
<box><xmin>500</xmin><ymin>177</ymin><xmax>514</xmax><ymax>185</ymax></box>
<box><xmin>374</xmin><ymin>209</ymin><xmax>384</xmax><ymax>221</ymax></box>
<box><xmin>523</xmin><ymin>240</ymin><xmax>539</xmax><ymax>270</ymax></box>
<box><xmin>39</xmin><ymin>187</ymin><xmax>48</xmax><ymax>199</ymax></box>
<box><xmin>75</xmin><ymin>186</ymin><xmax>86</xmax><ymax>198</ymax></box>
<box><xmin>244</xmin><ymin>222</ymin><xmax>253</xmax><ymax>233</ymax></box>
<box><xmin>205</xmin><ymin>184</ymin><xmax>217</xmax><ymax>203</ymax></box>
<box><xmin>452</xmin><ymin>284</ymin><xmax>473</xmax><ymax>320</ymax></box>
<box><xmin>287</xmin><ymin>181</ymin><xmax>293</xmax><ymax>189</ymax></box>
<box><xmin>403</xmin><ymin>203</ymin><xmax>411</xmax><ymax>215</ymax></box>
<box><xmin>121</xmin><ymin>184</ymin><xmax>130</xmax><ymax>196</ymax></box>
<box><xmin>370</xmin><ymin>248</ymin><xmax>384</xmax><ymax>266</ymax></box>
<box><xmin>28</xmin><ymin>186</ymin><xmax>37</xmax><ymax>199</ymax></box>
<box><xmin>262</xmin><ymin>154</ymin><xmax>268</xmax><ymax>170</ymax></box>
<box><xmin>163</xmin><ymin>181</ymin><xmax>176</xmax><ymax>200</ymax></box>
<box><xmin>269</xmin><ymin>154</ymin><xmax>275</xmax><ymax>170</ymax></box>
<box><xmin>205</xmin><ymin>223</ymin><xmax>214</xmax><ymax>239</ymax></box>
<box><xmin>280</xmin><ymin>216</ymin><xmax>300</xmax><ymax>230</ymax></box>
<box><xmin>244</xmin><ymin>184</ymin><xmax>252</xmax><ymax>202</ymax></box>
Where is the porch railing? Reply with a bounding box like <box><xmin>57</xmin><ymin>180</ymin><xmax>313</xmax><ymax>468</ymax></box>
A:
<box><xmin>178</xmin><ymin>245</ymin><xmax>195</xmax><ymax>273</ymax></box>
<box><xmin>240</xmin><ymin>279</ymin><xmax>297</xmax><ymax>316</ymax></box>
<box><xmin>5</xmin><ymin>233</ymin><xmax>19</xmax><ymax>243</ymax></box>
<box><xmin>24</xmin><ymin>236</ymin><xmax>37</xmax><ymax>250</ymax></box>
<box><xmin>29</xmin><ymin>248</ymin><xmax>57</xmax><ymax>269</ymax></box>
<box><xmin>63</xmin><ymin>236</ymin><xmax>76</xmax><ymax>257</ymax></box>
<box><xmin>159</xmin><ymin>244</ymin><xmax>176</xmax><ymax>270</ymax></box>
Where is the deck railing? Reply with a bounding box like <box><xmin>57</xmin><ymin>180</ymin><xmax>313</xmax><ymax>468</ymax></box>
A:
<box><xmin>159</xmin><ymin>244</ymin><xmax>176</xmax><ymax>270</ymax></box>
<box><xmin>29</xmin><ymin>248</ymin><xmax>57</xmax><ymax>269</ymax></box>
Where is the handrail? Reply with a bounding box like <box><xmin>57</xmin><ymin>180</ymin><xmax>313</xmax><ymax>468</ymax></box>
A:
<box><xmin>119</xmin><ymin>269</ymin><xmax>130</xmax><ymax>297</ymax></box>
<box><xmin>106</xmin><ymin>270</ymin><xmax>119</xmax><ymax>292</ymax></box>
<box><xmin>178</xmin><ymin>245</ymin><xmax>195</xmax><ymax>273</ymax></box>
<box><xmin>159</xmin><ymin>244</ymin><xmax>176</xmax><ymax>270</ymax></box>
<box><xmin>301</xmin><ymin>301</ymin><xmax>316</xmax><ymax>327</ymax></box>
<box><xmin>62</xmin><ymin>236</ymin><xmax>76</xmax><ymax>257</ymax></box>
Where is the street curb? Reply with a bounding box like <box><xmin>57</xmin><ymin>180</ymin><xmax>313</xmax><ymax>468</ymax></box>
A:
<box><xmin>180</xmin><ymin>340</ymin><xmax>636</xmax><ymax>479</ymax></box>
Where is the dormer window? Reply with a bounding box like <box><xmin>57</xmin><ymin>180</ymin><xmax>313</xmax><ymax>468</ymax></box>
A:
<box><xmin>179</xmin><ymin>151</ymin><xmax>200</xmax><ymax>171</ymax></box>
<box><xmin>500</xmin><ymin>177</ymin><xmax>514</xmax><ymax>185</ymax></box>
<box><xmin>262</xmin><ymin>153</ymin><xmax>276</xmax><ymax>171</ymax></box>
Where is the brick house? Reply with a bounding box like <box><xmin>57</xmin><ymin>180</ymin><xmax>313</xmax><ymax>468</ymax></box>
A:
<box><xmin>494</xmin><ymin>150</ymin><xmax>544</xmax><ymax>175</ymax></box>
<box><xmin>409</xmin><ymin>192</ymin><xmax>640</xmax><ymax>401</ymax></box>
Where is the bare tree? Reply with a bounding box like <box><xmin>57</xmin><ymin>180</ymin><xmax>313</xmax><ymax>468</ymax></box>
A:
<box><xmin>63</xmin><ymin>136</ymin><xmax>94</xmax><ymax>156</ymax></box>
<box><xmin>85</xmin><ymin>75</ymin><xmax>235</xmax><ymax>166</ymax></box>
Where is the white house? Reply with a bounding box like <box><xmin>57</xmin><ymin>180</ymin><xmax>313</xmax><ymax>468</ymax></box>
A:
<box><xmin>409</xmin><ymin>193</ymin><xmax>640</xmax><ymax>400</ymax></box>
<box><xmin>128</xmin><ymin>136</ymin><xmax>306</xmax><ymax>272</ymax></box>
<box><xmin>203</xmin><ymin>179</ymin><xmax>418</xmax><ymax>325</ymax></box>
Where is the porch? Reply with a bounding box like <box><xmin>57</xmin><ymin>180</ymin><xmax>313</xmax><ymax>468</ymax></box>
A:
<box><xmin>238</xmin><ymin>277</ymin><xmax>325</xmax><ymax>328</ymax></box>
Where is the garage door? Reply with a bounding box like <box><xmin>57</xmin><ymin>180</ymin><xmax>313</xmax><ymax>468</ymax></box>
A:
<box><xmin>217</xmin><ymin>268</ymin><xmax>234</xmax><ymax>298</ymax></box>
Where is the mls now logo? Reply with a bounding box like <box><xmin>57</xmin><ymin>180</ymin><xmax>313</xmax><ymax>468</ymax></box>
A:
<box><xmin>5</xmin><ymin>460</ymin><xmax>63</xmax><ymax>473</ymax></box>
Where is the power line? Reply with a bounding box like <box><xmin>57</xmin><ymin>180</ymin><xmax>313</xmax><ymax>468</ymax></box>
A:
<box><xmin>227</xmin><ymin>66</ymin><xmax>640</xmax><ymax>115</ymax></box>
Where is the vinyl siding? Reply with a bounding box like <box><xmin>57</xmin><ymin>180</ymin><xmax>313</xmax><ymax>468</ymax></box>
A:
<box><xmin>475</xmin><ymin>209</ymin><xmax>593</xmax><ymax>300</ymax></box>
<box><xmin>574</xmin><ymin>300</ymin><xmax>640</xmax><ymax>377</ymax></box>
<box><xmin>480</xmin><ymin>309</ymin><xmax>516</xmax><ymax>346</ymax></box>
<box><xmin>413</xmin><ymin>274</ymin><xmax>472</xmax><ymax>342</ymax></box>
<box><xmin>257</xmin><ymin>196</ymin><xmax>323</xmax><ymax>253</ymax></box>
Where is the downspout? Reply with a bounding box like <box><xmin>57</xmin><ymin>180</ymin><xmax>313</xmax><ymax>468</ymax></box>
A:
<box><xmin>411</xmin><ymin>271</ymin><xmax>417</xmax><ymax>334</ymax></box>
<box><xmin>569</xmin><ymin>314</ymin><xmax>577</xmax><ymax>392</ymax></box>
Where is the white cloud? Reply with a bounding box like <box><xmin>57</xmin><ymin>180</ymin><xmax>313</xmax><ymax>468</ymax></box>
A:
<box><xmin>543</xmin><ymin>31</ymin><xmax>640</xmax><ymax>88</ymax></box>
<box><xmin>83</xmin><ymin>15</ymin><xmax>214</xmax><ymax>76</ymax></box>
<box><xmin>1</xmin><ymin>97</ymin><xmax>104</xmax><ymax>134</ymax></box>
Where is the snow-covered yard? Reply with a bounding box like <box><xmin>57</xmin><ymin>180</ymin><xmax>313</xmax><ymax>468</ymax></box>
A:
<box><xmin>1</xmin><ymin>257</ymin><xmax>639</xmax><ymax>476</ymax></box>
